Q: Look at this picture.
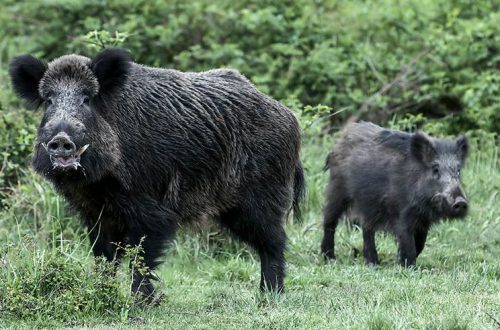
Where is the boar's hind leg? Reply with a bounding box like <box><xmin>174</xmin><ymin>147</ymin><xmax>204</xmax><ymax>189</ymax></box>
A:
<box><xmin>257</xmin><ymin>225</ymin><xmax>286</xmax><ymax>293</ymax></box>
<box><xmin>321</xmin><ymin>179</ymin><xmax>348</xmax><ymax>260</ymax></box>
<box><xmin>362</xmin><ymin>228</ymin><xmax>379</xmax><ymax>266</ymax></box>
<box><xmin>219</xmin><ymin>205</ymin><xmax>286</xmax><ymax>292</ymax></box>
<box><xmin>124</xmin><ymin>198</ymin><xmax>179</xmax><ymax>303</ymax></box>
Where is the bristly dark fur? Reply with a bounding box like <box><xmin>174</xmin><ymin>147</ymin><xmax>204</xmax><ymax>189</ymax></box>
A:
<box><xmin>9</xmin><ymin>48</ymin><xmax>305</xmax><ymax>301</ymax></box>
<box><xmin>321</xmin><ymin>121</ymin><xmax>469</xmax><ymax>267</ymax></box>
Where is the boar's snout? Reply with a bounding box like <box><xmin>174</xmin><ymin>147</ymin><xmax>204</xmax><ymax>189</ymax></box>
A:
<box><xmin>47</xmin><ymin>132</ymin><xmax>76</xmax><ymax>157</ymax></box>
<box><xmin>444</xmin><ymin>185</ymin><xmax>468</xmax><ymax>218</ymax></box>
<box><xmin>451</xmin><ymin>196</ymin><xmax>468</xmax><ymax>216</ymax></box>
<box><xmin>436</xmin><ymin>183</ymin><xmax>469</xmax><ymax>219</ymax></box>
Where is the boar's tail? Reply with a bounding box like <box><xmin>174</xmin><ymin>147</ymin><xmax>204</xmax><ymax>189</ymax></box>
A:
<box><xmin>292</xmin><ymin>162</ymin><xmax>306</xmax><ymax>222</ymax></box>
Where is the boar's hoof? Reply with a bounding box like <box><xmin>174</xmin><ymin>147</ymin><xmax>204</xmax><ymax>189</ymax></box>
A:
<box><xmin>131</xmin><ymin>275</ymin><xmax>163</xmax><ymax>306</ymax></box>
<box><xmin>365</xmin><ymin>260</ymin><xmax>379</xmax><ymax>267</ymax></box>
<box><xmin>399</xmin><ymin>258</ymin><xmax>416</xmax><ymax>268</ymax></box>
<box><xmin>321</xmin><ymin>250</ymin><xmax>336</xmax><ymax>261</ymax></box>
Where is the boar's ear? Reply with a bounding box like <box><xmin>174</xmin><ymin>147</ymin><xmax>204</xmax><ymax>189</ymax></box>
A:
<box><xmin>9</xmin><ymin>55</ymin><xmax>47</xmax><ymax>109</ymax></box>
<box><xmin>411</xmin><ymin>132</ymin><xmax>436</xmax><ymax>165</ymax></box>
<box><xmin>90</xmin><ymin>48</ymin><xmax>132</xmax><ymax>96</ymax></box>
<box><xmin>456</xmin><ymin>135</ymin><xmax>468</xmax><ymax>163</ymax></box>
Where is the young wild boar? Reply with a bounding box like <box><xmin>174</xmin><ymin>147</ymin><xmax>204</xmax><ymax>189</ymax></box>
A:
<box><xmin>9</xmin><ymin>48</ymin><xmax>305</xmax><ymax>301</ymax></box>
<box><xmin>321</xmin><ymin>122</ymin><xmax>468</xmax><ymax>266</ymax></box>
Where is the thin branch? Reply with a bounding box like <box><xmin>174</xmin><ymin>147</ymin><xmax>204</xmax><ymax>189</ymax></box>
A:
<box><xmin>364</xmin><ymin>54</ymin><xmax>386</xmax><ymax>85</ymax></box>
<box><xmin>484</xmin><ymin>311</ymin><xmax>500</xmax><ymax>328</ymax></box>
<box><xmin>354</xmin><ymin>48</ymin><xmax>432</xmax><ymax>121</ymax></box>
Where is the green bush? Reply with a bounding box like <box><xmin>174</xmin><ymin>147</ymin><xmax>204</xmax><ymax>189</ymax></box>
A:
<box><xmin>1</xmin><ymin>0</ymin><xmax>498</xmax><ymax>133</ymax></box>
<box><xmin>0</xmin><ymin>243</ymin><xmax>132</xmax><ymax>324</ymax></box>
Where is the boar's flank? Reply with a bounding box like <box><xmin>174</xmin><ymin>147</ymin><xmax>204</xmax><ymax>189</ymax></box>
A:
<box><xmin>9</xmin><ymin>48</ymin><xmax>305</xmax><ymax>302</ymax></box>
<box><xmin>321</xmin><ymin>121</ymin><xmax>468</xmax><ymax>267</ymax></box>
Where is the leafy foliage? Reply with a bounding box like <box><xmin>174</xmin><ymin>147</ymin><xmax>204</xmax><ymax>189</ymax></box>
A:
<box><xmin>1</xmin><ymin>0</ymin><xmax>498</xmax><ymax>132</ymax></box>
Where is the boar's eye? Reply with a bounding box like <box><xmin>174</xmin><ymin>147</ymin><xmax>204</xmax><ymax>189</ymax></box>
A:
<box><xmin>432</xmin><ymin>164</ymin><xmax>440</xmax><ymax>179</ymax></box>
<box><xmin>82</xmin><ymin>95</ymin><xmax>90</xmax><ymax>106</ymax></box>
<box><xmin>46</xmin><ymin>96</ymin><xmax>53</xmax><ymax>106</ymax></box>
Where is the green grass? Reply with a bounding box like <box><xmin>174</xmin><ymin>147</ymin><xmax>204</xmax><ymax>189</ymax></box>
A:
<box><xmin>0</xmin><ymin>133</ymin><xmax>499</xmax><ymax>329</ymax></box>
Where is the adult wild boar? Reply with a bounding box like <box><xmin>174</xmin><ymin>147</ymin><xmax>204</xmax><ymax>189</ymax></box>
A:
<box><xmin>321</xmin><ymin>122</ymin><xmax>468</xmax><ymax>266</ymax></box>
<box><xmin>9</xmin><ymin>48</ymin><xmax>305</xmax><ymax>300</ymax></box>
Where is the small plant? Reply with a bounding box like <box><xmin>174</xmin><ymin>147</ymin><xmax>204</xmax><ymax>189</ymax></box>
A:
<box><xmin>387</xmin><ymin>113</ymin><xmax>427</xmax><ymax>132</ymax></box>
<box><xmin>0</xmin><ymin>241</ymin><xmax>132</xmax><ymax>324</ymax></box>
<box><xmin>80</xmin><ymin>30</ymin><xmax>130</xmax><ymax>51</ymax></box>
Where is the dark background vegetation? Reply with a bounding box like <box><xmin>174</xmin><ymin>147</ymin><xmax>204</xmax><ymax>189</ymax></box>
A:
<box><xmin>0</xmin><ymin>0</ymin><xmax>498</xmax><ymax>327</ymax></box>
<box><xmin>3</xmin><ymin>0</ymin><xmax>499</xmax><ymax>129</ymax></box>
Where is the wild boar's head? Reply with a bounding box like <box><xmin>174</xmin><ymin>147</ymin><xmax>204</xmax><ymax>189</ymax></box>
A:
<box><xmin>9</xmin><ymin>49</ymin><xmax>131</xmax><ymax>184</ymax></box>
<box><xmin>410</xmin><ymin>132</ymin><xmax>469</xmax><ymax>219</ymax></box>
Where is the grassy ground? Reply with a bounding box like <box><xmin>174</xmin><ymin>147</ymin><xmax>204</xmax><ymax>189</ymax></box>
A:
<box><xmin>0</xmin><ymin>131</ymin><xmax>498</xmax><ymax>329</ymax></box>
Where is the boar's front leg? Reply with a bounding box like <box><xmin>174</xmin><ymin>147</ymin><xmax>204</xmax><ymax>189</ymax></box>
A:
<box><xmin>394</xmin><ymin>210</ymin><xmax>421</xmax><ymax>267</ymax></box>
<box><xmin>395</xmin><ymin>212</ymin><xmax>417</xmax><ymax>267</ymax></box>
<box><xmin>122</xmin><ymin>196</ymin><xmax>179</xmax><ymax>304</ymax></box>
<box><xmin>362</xmin><ymin>227</ymin><xmax>379</xmax><ymax>266</ymax></box>
<box><xmin>85</xmin><ymin>217</ymin><xmax>126</xmax><ymax>271</ymax></box>
<box><xmin>414</xmin><ymin>224</ymin><xmax>429</xmax><ymax>257</ymax></box>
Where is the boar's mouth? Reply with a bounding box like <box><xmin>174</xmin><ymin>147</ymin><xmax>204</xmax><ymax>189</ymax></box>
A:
<box><xmin>50</xmin><ymin>154</ymin><xmax>81</xmax><ymax>170</ymax></box>
<box><xmin>431</xmin><ymin>192</ymin><xmax>468</xmax><ymax>219</ymax></box>
<box><xmin>42</xmin><ymin>143</ymin><xmax>89</xmax><ymax>171</ymax></box>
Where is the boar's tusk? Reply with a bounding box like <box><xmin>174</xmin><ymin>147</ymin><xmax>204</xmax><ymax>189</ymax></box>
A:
<box><xmin>75</xmin><ymin>144</ymin><xmax>90</xmax><ymax>157</ymax></box>
<box><xmin>148</xmin><ymin>271</ymin><xmax>161</xmax><ymax>281</ymax></box>
<box><xmin>41</xmin><ymin>143</ymin><xmax>48</xmax><ymax>151</ymax></box>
